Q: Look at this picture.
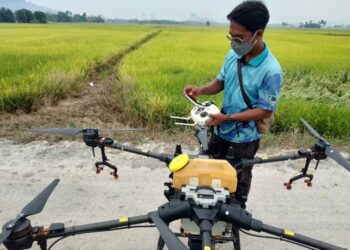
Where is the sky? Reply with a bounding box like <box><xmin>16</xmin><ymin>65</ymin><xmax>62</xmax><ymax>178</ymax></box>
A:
<box><xmin>29</xmin><ymin>0</ymin><xmax>350</xmax><ymax>25</ymax></box>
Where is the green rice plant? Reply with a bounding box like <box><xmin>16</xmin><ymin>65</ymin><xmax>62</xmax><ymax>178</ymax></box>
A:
<box><xmin>119</xmin><ymin>27</ymin><xmax>350</xmax><ymax>137</ymax></box>
<box><xmin>0</xmin><ymin>23</ymin><xmax>156</xmax><ymax>112</ymax></box>
<box><xmin>274</xmin><ymin>98</ymin><xmax>350</xmax><ymax>138</ymax></box>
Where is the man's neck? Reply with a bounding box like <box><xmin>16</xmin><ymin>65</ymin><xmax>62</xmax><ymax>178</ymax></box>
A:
<box><xmin>244</xmin><ymin>41</ymin><xmax>264</xmax><ymax>62</ymax></box>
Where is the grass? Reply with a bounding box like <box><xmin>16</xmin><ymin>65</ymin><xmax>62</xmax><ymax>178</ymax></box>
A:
<box><xmin>1</xmin><ymin>24</ymin><xmax>349</xmax><ymax>139</ymax></box>
<box><xmin>0</xmin><ymin>23</ymin><xmax>156</xmax><ymax>112</ymax></box>
<box><xmin>119</xmin><ymin>27</ymin><xmax>350</xmax><ymax>138</ymax></box>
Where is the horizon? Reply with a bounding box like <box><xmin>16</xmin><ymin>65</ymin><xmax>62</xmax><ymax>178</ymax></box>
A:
<box><xmin>20</xmin><ymin>0</ymin><xmax>350</xmax><ymax>26</ymax></box>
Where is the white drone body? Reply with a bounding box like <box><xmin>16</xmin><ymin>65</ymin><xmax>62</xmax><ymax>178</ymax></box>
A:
<box><xmin>171</xmin><ymin>95</ymin><xmax>220</xmax><ymax>127</ymax></box>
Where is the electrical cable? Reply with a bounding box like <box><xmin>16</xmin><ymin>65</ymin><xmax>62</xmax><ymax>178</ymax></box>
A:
<box><xmin>239</xmin><ymin>229</ymin><xmax>317</xmax><ymax>250</ymax></box>
<box><xmin>47</xmin><ymin>225</ymin><xmax>156</xmax><ymax>250</ymax></box>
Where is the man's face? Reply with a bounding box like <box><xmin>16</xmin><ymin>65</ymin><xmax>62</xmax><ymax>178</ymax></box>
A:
<box><xmin>227</xmin><ymin>21</ymin><xmax>262</xmax><ymax>44</ymax></box>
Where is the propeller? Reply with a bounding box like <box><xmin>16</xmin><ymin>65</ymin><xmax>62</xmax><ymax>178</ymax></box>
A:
<box><xmin>0</xmin><ymin>179</ymin><xmax>59</xmax><ymax>245</ymax></box>
<box><xmin>300</xmin><ymin>118</ymin><xmax>350</xmax><ymax>171</ymax></box>
<box><xmin>149</xmin><ymin>212</ymin><xmax>187</xmax><ymax>250</ymax></box>
<box><xmin>30</xmin><ymin>128</ymin><xmax>146</xmax><ymax>136</ymax></box>
<box><xmin>300</xmin><ymin>118</ymin><xmax>329</xmax><ymax>144</ymax></box>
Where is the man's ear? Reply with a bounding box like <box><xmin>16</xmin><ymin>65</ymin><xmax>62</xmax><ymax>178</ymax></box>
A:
<box><xmin>256</xmin><ymin>29</ymin><xmax>264</xmax><ymax>38</ymax></box>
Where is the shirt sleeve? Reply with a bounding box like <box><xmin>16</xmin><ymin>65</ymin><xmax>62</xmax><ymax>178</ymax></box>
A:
<box><xmin>217</xmin><ymin>51</ymin><xmax>232</xmax><ymax>82</ymax></box>
<box><xmin>255</xmin><ymin>72</ymin><xmax>283</xmax><ymax>111</ymax></box>
<box><xmin>217</xmin><ymin>63</ymin><xmax>226</xmax><ymax>82</ymax></box>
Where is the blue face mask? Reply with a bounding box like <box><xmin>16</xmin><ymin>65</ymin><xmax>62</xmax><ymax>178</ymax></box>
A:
<box><xmin>230</xmin><ymin>31</ymin><xmax>258</xmax><ymax>56</ymax></box>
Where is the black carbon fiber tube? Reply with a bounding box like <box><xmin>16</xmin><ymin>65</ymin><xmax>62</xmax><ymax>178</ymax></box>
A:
<box><xmin>261</xmin><ymin>224</ymin><xmax>347</xmax><ymax>250</ymax></box>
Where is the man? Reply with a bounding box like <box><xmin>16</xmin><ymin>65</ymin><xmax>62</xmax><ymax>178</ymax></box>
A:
<box><xmin>183</xmin><ymin>1</ymin><xmax>282</xmax><ymax>207</ymax></box>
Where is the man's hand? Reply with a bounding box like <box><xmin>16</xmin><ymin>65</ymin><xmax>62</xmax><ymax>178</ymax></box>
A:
<box><xmin>207</xmin><ymin>113</ymin><xmax>227</xmax><ymax>126</ymax></box>
<box><xmin>183</xmin><ymin>85</ymin><xmax>201</xmax><ymax>99</ymax></box>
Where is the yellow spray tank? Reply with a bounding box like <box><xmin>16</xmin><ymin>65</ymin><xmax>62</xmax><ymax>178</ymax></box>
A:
<box><xmin>169</xmin><ymin>154</ymin><xmax>237</xmax><ymax>193</ymax></box>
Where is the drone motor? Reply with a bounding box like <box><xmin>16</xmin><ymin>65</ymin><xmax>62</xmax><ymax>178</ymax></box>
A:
<box><xmin>82</xmin><ymin>129</ymin><xmax>100</xmax><ymax>148</ymax></box>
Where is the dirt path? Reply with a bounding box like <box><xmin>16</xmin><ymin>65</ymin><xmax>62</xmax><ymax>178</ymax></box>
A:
<box><xmin>0</xmin><ymin>31</ymin><xmax>161</xmax><ymax>142</ymax></box>
<box><xmin>0</xmin><ymin>139</ymin><xmax>349</xmax><ymax>250</ymax></box>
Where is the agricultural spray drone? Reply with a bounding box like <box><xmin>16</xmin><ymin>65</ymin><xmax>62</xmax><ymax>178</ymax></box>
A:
<box><xmin>1</xmin><ymin>107</ymin><xmax>349</xmax><ymax>249</ymax></box>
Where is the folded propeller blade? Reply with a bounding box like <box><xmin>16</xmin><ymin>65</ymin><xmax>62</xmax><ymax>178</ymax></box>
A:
<box><xmin>326</xmin><ymin>146</ymin><xmax>350</xmax><ymax>171</ymax></box>
<box><xmin>300</xmin><ymin>118</ymin><xmax>350</xmax><ymax>172</ymax></box>
<box><xmin>300</xmin><ymin>118</ymin><xmax>329</xmax><ymax>144</ymax></box>
<box><xmin>149</xmin><ymin>212</ymin><xmax>187</xmax><ymax>250</ymax></box>
<box><xmin>21</xmin><ymin>179</ymin><xmax>59</xmax><ymax>217</ymax></box>
<box><xmin>100</xmin><ymin>128</ymin><xmax>146</xmax><ymax>132</ymax></box>
<box><xmin>30</xmin><ymin>128</ymin><xmax>146</xmax><ymax>136</ymax></box>
<box><xmin>30</xmin><ymin>128</ymin><xmax>83</xmax><ymax>136</ymax></box>
<box><xmin>0</xmin><ymin>179</ymin><xmax>59</xmax><ymax>245</ymax></box>
<box><xmin>0</xmin><ymin>220</ymin><xmax>15</xmax><ymax>245</ymax></box>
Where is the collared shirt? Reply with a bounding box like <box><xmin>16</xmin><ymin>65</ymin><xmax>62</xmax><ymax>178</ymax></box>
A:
<box><xmin>216</xmin><ymin>43</ymin><xmax>283</xmax><ymax>143</ymax></box>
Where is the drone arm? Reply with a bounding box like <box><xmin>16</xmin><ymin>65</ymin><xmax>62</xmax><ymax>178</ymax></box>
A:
<box><xmin>218</xmin><ymin>204</ymin><xmax>346</xmax><ymax>250</ymax></box>
<box><xmin>106</xmin><ymin>143</ymin><xmax>173</xmax><ymax>164</ymax></box>
<box><xmin>31</xmin><ymin>201</ymin><xmax>191</xmax><ymax>250</ymax></box>
<box><xmin>199</xmin><ymin>220</ymin><xmax>213</xmax><ymax>250</ymax></box>
<box><xmin>235</xmin><ymin>150</ymin><xmax>309</xmax><ymax>168</ymax></box>
<box><xmin>32</xmin><ymin>214</ymin><xmax>151</xmax><ymax>241</ymax></box>
<box><xmin>258</xmin><ymin>224</ymin><xmax>347</xmax><ymax>250</ymax></box>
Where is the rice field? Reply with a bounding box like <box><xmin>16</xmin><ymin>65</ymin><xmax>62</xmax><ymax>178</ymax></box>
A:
<box><xmin>119</xmin><ymin>27</ymin><xmax>350</xmax><ymax>137</ymax></box>
<box><xmin>1</xmin><ymin>24</ymin><xmax>350</xmax><ymax>137</ymax></box>
<box><xmin>0</xmin><ymin>24</ymin><xmax>155</xmax><ymax>112</ymax></box>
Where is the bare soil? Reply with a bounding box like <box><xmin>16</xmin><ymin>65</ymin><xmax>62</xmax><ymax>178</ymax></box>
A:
<box><xmin>0</xmin><ymin>139</ymin><xmax>349</xmax><ymax>250</ymax></box>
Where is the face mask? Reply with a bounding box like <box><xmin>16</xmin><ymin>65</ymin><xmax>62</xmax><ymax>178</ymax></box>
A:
<box><xmin>230</xmin><ymin>31</ymin><xmax>258</xmax><ymax>56</ymax></box>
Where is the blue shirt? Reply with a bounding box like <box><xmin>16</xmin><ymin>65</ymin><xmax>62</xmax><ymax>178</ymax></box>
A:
<box><xmin>216</xmin><ymin>43</ymin><xmax>283</xmax><ymax>143</ymax></box>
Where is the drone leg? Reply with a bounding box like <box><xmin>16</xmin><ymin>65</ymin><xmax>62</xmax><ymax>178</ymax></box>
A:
<box><xmin>232</xmin><ymin>226</ymin><xmax>241</xmax><ymax>250</ymax></box>
<box><xmin>283</xmin><ymin>182</ymin><xmax>292</xmax><ymax>190</ymax></box>
<box><xmin>156</xmin><ymin>236</ymin><xmax>165</xmax><ymax>250</ymax></box>
<box><xmin>95</xmin><ymin>162</ymin><xmax>104</xmax><ymax>174</ymax></box>
<box><xmin>284</xmin><ymin>174</ymin><xmax>313</xmax><ymax>190</ymax></box>
<box><xmin>104</xmin><ymin>161</ymin><xmax>118</xmax><ymax>179</ymax></box>
<box><xmin>37</xmin><ymin>238</ymin><xmax>47</xmax><ymax>250</ymax></box>
<box><xmin>94</xmin><ymin>146</ymin><xmax>119</xmax><ymax>179</ymax></box>
<box><xmin>157</xmin><ymin>221</ymin><xmax>170</xmax><ymax>250</ymax></box>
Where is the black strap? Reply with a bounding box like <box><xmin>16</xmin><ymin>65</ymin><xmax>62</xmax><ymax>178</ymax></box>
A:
<box><xmin>237</xmin><ymin>58</ymin><xmax>253</xmax><ymax>109</ymax></box>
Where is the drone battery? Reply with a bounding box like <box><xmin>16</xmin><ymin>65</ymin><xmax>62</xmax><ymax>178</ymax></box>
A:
<box><xmin>172</xmin><ymin>158</ymin><xmax>237</xmax><ymax>193</ymax></box>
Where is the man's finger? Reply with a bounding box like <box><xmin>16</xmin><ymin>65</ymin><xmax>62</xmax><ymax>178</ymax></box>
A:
<box><xmin>207</xmin><ymin>121</ymin><xmax>215</xmax><ymax>126</ymax></box>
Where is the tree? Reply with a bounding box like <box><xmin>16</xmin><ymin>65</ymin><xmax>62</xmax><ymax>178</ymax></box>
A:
<box><xmin>33</xmin><ymin>11</ymin><xmax>47</xmax><ymax>23</ymax></box>
<box><xmin>206</xmin><ymin>21</ymin><xmax>210</xmax><ymax>26</ymax></box>
<box><xmin>319</xmin><ymin>19</ymin><xmax>327</xmax><ymax>27</ymax></box>
<box><xmin>0</xmin><ymin>7</ymin><xmax>15</xmax><ymax>23</ymax></box>
<box><xmin>72</xmin><ymin>13</ymin><xmax>82</xmax><ymax>22</ymax></box>
<box><xmin>15</xmin><ymin>9</ymin><xmax>34</xmax><ymax>23</ymax></box>
<box><xmin>81</xmin><ymin>12</ymin><xmax>87</xmax><ymax>22</ymax></box>
<box><xmin>56</xmin><ymin>11</ymin><xmax>72</xmax><ymax>22</ymax></box>
<box><xmin>88</xmin><ymin>15</ymin><xmax>104</xmax><ymax>23</ymax></box>
<box><xmin>300</xmin><ymin>20</ymin><xmax>321</xmax><ymax>29</ymax></box>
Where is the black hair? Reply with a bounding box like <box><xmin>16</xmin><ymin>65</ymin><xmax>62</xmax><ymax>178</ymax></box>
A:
<box><xmin>227</xmin><ymin>1</ymin><xmax>270</xmax><ymax>32</ymax></box>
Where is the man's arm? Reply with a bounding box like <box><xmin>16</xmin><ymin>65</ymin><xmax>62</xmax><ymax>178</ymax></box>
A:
<box><xmin>183</xmin><ymin>79</ymin><xmax>224</xmax><ymax>98</ymax></box>
<box><xmin>197</xmin><ymin>79</ymin><xmax>224</xmax><ymax>95</ymax></box>
<box><xmin>230</xmin><ymin>108</ymin><xmax>272</xmax><ymax>121</ymax></box>
<box><xmin>207</xmin><ymin>108</ymin><xmax>272</xmax><ymax>126</ymax></box>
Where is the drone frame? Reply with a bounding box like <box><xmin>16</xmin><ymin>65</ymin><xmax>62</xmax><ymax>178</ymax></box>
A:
<box><xmin>1</xmin><ymin>118</ymin><xmax>349</xmax><ymax>250</ymax></box>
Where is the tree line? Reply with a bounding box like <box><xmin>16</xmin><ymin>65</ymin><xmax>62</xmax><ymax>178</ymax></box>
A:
<box><xmin>0</xmin><ymin>7</ymin><xmax>104</xmax><ymax>23</ymax></box>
